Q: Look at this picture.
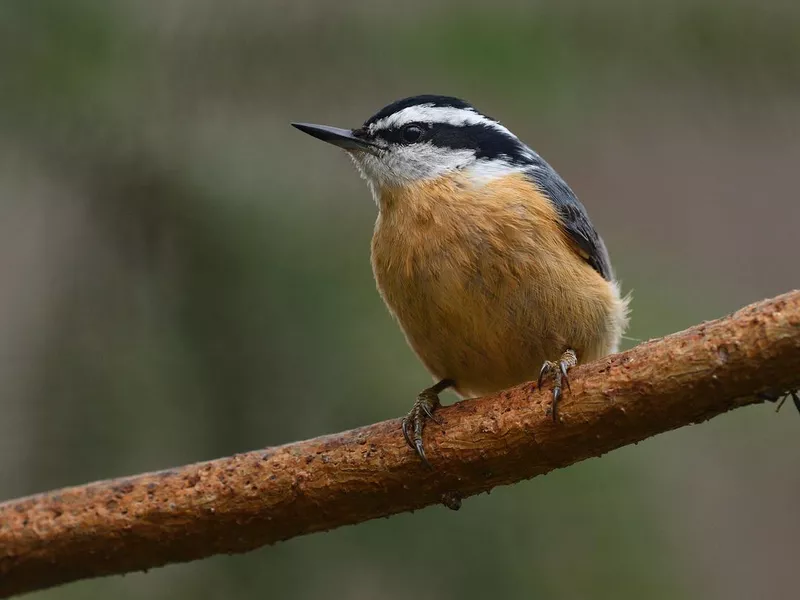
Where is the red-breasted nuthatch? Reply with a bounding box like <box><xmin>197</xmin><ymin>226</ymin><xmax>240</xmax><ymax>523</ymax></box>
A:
<box><xmin>293</xmin><ymin>95</ymin><xmax>630</xmax><ymax>467</ymax></box>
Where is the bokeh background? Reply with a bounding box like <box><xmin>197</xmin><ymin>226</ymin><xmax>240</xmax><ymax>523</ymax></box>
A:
<box><xmin>2</xmin><ymin>1</ymin><xmax>799</xmax><ymax>598</ymax></box>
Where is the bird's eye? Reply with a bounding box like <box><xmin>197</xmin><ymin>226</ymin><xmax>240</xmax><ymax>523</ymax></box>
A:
<box><xmin>401</xmin><ymin>124</ymin><xmax>424</xmax><ymax>143</ymax></box>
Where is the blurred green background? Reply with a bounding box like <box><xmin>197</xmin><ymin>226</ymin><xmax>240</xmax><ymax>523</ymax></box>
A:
<box><xmin>2</xmin><ymin>1</ymin><xmax>799</xmax><ymax>598</ymax></box>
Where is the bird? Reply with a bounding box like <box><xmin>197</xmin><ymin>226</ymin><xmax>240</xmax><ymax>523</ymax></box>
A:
<box><xmin>292</xmin><ymin>95</ymin><xmax>630</xmax><ymax>467</ymax></box>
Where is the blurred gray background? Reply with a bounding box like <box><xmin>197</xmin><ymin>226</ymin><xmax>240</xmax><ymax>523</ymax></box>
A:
<box><xmin>2</xmin><ymin>1</ymin><xmax>799</xmax><ymax>599</ymax></box>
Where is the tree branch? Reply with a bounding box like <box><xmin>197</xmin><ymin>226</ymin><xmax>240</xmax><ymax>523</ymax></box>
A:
<box><xmin>2</xmin><ymin>291</ymin><xmax>799</xmax><ymax>598</ymax></box>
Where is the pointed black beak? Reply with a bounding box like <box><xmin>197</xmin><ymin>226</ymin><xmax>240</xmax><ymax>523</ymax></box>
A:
<box><xmin>291</xmin><ymin>122</ymin><xmax>377</xmax><ymax>152</ymax></box>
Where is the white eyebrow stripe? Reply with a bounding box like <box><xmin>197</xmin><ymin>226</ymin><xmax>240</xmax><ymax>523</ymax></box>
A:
<box><xmin>369</xmin><ymin>104</ymin><xmax>517</xmax><ymax>139</ymax></box>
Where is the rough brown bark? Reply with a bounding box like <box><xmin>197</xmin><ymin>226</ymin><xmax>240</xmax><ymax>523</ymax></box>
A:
<box><xmin>1</xmin><ymin>291</ymin><xmax>799</xmax><ymax>598</ymax></box>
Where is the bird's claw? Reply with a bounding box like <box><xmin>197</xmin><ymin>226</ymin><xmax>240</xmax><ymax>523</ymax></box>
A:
<box><xmin>538</xmin><ymin>349</ymin><xmax>577</xmax><ymax>422</ymax></box>
<box><xmin>421</xmin><ymin>399</ymin><xmax>443</xmax><ymax>424</ymax></box>
<box><xmin>537</xmin><ymin>361</ymin><xmax>553</xmax><ymax>389</ymax></box>
<box><xmin>760</xmin><ymin>389</ymin><xmax>800</xmax><ymax>414</ymax></box>
<box><xmin>414</xmin><ymin>440</ymin><xmax>429</xmax><ymax>468</ymax></box>
<box><xmin>559</xmin><ymin>361</ymin><xmax>571</xmax><ymax>391</ymax></box>
<box><xmin>401</xmin><ymin>388</ymin><xmax>441</xmax><ymax>468</ymax></box>
<box><xmin>401</xmin><ymin>417</ymin><xmax>413</xmax><ymax>449</ymax></box>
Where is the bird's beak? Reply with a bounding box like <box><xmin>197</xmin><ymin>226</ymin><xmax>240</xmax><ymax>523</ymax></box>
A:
<box><xmin>291</xmin><ymin>122</ymin><xmax>378</xmax><ymax>153</ymax></box>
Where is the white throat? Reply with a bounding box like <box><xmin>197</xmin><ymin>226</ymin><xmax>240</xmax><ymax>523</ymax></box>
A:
<box><xmin>348</xmin><ymin>149</ymin><xmax>527</xmax><ymax>207</ymax></box>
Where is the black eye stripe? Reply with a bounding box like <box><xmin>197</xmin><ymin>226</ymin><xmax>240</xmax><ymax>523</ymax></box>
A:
<box><xmin>372</xmin><ymin>123</ymin><xmax>533</xmax><ymax>164</ymax></box>
<box><xmin>402</xmin><ymin>124</ymin><xmax>423</xmax><ymax>143</ymax></box>
<box><xmin>373</xmin><ymin>128</ymin><xmax>401</xmax><ymax>144</ymax></box>
<box><xmin>374</xmin><ymin>123</ymin><xmax>429</xmax><ymax>145</ymax></box>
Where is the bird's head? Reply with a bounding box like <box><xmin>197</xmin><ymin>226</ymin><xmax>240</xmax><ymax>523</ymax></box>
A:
<box><xmin>292</xmin><ymin>95</ymin><xmax>540</xmax><ymax>203</ymax></box>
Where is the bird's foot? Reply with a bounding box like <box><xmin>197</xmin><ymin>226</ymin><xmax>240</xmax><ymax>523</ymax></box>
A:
<box><xmin>538</xmin><ymin>349</ymin><xmax>578</xmax><ymax>422</ymax></box>
<box><xmin>401</xmin><ymin>379</ymin><xmax>454</xmax><ymax>468</ymax></box>
<box><xmin>758</xmin><ymin>389</ymin><xmax>800</xmax><ymax>414</ymax></box>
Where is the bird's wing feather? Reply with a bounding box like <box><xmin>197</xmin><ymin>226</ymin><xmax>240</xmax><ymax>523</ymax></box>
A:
<box><xmin>524</xmin><ymin>165</ymin><xmax>613</xmax><ymax>281</ymax></box>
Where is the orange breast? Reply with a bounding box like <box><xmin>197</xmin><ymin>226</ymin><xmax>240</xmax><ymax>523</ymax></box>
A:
<box><xmin>370</xmin><ymin>173</ymin><xmax>628</xmax><ymax>397</ymax></box>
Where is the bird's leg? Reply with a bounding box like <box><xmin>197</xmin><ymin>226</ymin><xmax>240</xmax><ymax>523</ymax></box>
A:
<box><xmin>401</xmin><ymin>378</ymin><xmax>455</xmax><ymax>468</ymax></box>
<box><xmin>758</xmin><ymin>389</ymin><xmax>800</xmax><ymax>414</ymax></box>
<box><xmin>538</xmin><ymin>349</ymin><xmax>577</xmax><ymax>422</ymax></box>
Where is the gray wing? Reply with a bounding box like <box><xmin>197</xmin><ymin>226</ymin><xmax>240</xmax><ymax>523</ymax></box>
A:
<box><xmin>524</xmin><ymin>164</ymin><xmax>613</xmax><ymax>281</ymax></box>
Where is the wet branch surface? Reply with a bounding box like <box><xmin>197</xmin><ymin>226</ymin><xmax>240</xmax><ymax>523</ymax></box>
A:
<box><xmin>2</xmin><ymin>290</ymin><xmax>799</xmax><ymax>598</ymax></box>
